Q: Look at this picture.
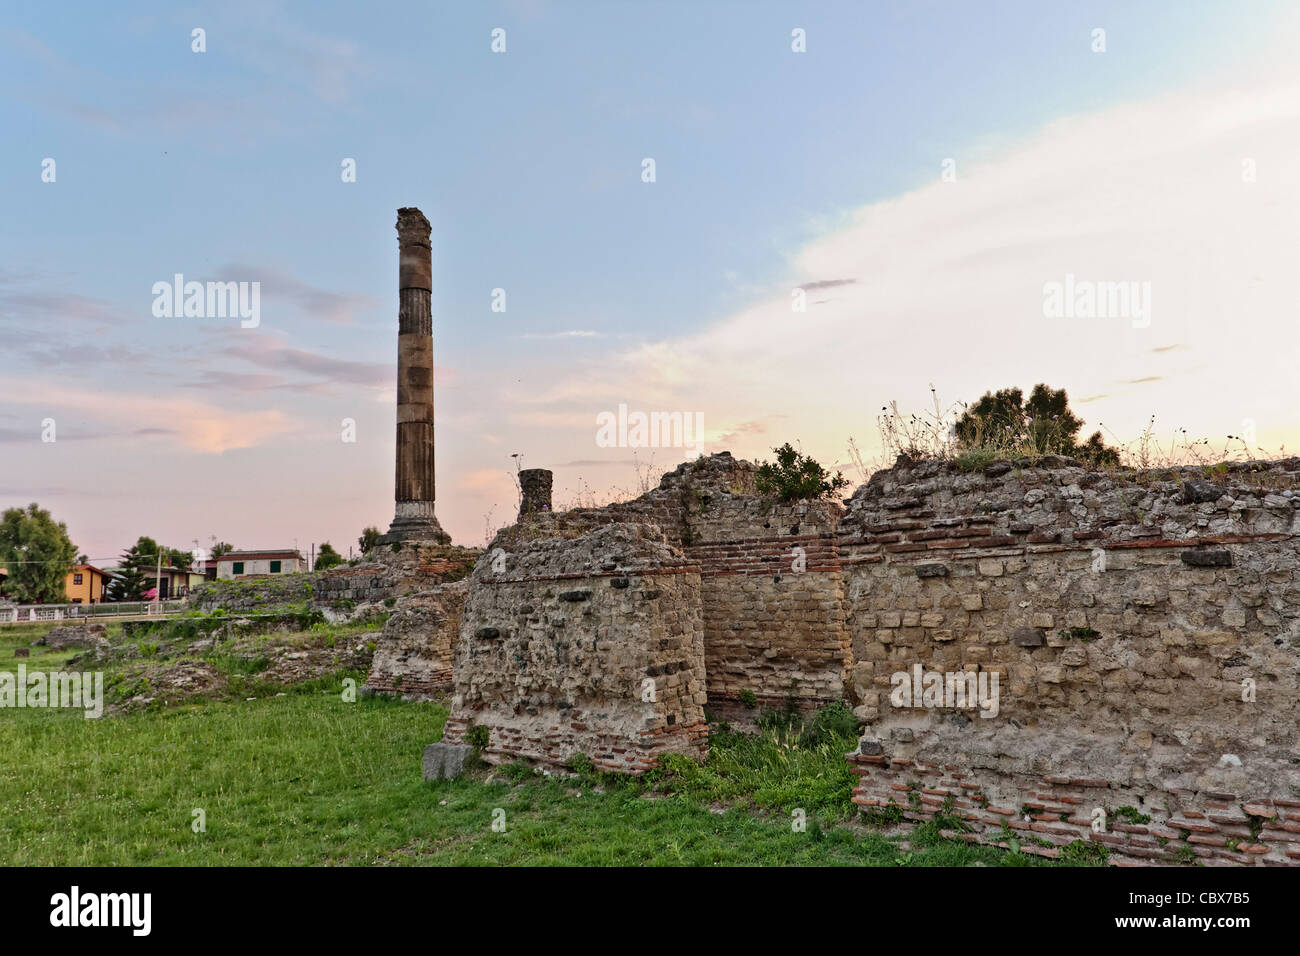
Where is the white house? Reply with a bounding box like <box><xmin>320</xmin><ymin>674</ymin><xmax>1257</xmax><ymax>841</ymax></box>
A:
<box><xmin>215</xmin><ymin>549</ymin><xmax>306</xmax><ymax>580</ymax></box>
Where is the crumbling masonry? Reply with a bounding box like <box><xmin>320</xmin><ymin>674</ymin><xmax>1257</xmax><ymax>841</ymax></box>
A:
<box><xmin>354</xmin><ymin>207</ymin><xmax>1300</xmax><ymax>864</ymax></box>
<box><xmin>420</xmin><ymin>451</ymin><xmax>1300</xmax><ymax>865</ymax></box>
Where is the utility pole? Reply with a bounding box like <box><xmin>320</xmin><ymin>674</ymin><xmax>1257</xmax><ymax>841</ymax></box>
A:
<box><xmin>310</xmin><ymin>543</ymin><xmax>315</xmax><ymax>573</ymax></box>
<box><xmin>155</xmin><ymin>551</ymin><xmax>162</xmax><ymax>603</ymax></box>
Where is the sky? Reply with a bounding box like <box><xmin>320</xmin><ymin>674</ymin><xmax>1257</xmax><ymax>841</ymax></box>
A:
<box><xmin>2</xmin><ymin>0</ymin><xmax>1299</xmax><ymax>563</ymax></box>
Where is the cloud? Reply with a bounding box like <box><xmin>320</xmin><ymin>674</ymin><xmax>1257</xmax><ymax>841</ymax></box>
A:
<box><xmin>551</xmin><ymin>459</ymin><xmax>639</xmax><ymax>468</ymax></box>
<box><xmin>222</xmin><ymin>338</ymin><xmax>390</xmax><ymax>389</ymax></box>
<box><xmin>453</xmin><ymin>469</ymin><xmax>515</xmax><ymax>496</ymax></box>
<box><xmin>798</xmin><ymin>279</ymin><xmax>857</xmax><ymax>291</ymax></box>
<box><xmin>217</xmin><ymin>264</ymin><xmax>379</xmax><ymax>326</ymax></box>
<box><xmin>0</xmin><ymin>378</ymin><xmax>292</xmax><ymax>453</ymax></box>
<box><xmin>515</xmin><ymin>63</ymin><xmax>1300</xmax><ymax>459</ymax></box>
<box><xmin>0</xmin><ymin>289</ymin><xmax>128</xmax><ymax>327</ymax></box>
<box><xmin>521</xmin><ymin>330</ymin><xmax>600</xmax><ymax>339</ymax></box>
<box><xmin>714</xmin><ymin>416</ymin><xmax>786</xmax><ymax>446</ymax></box>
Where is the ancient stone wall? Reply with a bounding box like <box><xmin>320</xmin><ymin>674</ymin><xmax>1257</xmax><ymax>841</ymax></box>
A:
<box><xmin>190</xmin><ymin>545</ymin><xmax>479</xmax><ymax>613</ymax></box>
<box><xmin>431</xmin><ymin>450</ymin><xmax>1300</xmax><ymax>862</ymax></box>
<box><xmin>443</xmin><ymin>523</ymin><xmax>707</xmax><ymax>772</ymax></box>
<box><xmin>841</xmin><ymin>455</ymin><xmax>1300</xmax><ymax>865</ymax></box>
<box><xmin>315</xmin><ymin>545</ymin><xmax>478</xmax><ymax>608</ymax></box>
<box><xmin>495</xmin><ymin>453</ymin><xmax>854</xmax><ymax>721</ymax></box>
<box><xmin>688</xmin><ymin>495</ymin><xmax>851</xmax><ymax>719</ymax></box>
<box><xmin>363</xmin><ymin>580</ymin><xmax>468</xmax><ymax>699</ymax></box>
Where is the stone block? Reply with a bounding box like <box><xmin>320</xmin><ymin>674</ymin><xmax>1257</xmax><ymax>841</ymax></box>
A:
<box><xmin>423</xmin><ymin>742</ymin><xmax>472</xmax><ymax>780</ymax></box>
<box><xmin>1012</xmin><ymin>628</ymin><xmax>1045</xmax><ymax>647</ymax></box>
<box><xmin>1181</xmin><ymin>549</ymin><xmax>1232</xmax><ymax>568</ymax></box>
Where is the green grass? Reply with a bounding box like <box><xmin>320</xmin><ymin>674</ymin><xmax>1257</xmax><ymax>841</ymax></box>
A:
<box><xmin>0</xmin><ymin>622</ymin><xmax>1072</xmax><ymax>866</ymax></box>
<box><xmin>0</xmin><ymin>682</ymin><xmax>1060</xmax><ymax>866</ymax></box>
<box><xmin>0</xmin><ymin>621</ymin><xmax>85</xmax><ymax>670</ymax></box>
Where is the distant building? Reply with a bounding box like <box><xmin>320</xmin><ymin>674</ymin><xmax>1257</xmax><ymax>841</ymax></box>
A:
<box><xmin>215</xmin><ymin>549</ymin><xmax>306</xmax><ymax>580</ymax></box>
<box><xmin>64</xmin><ymin>564</ymin><xmax>110</xmax><ymax>604</ymax></box>
<box><xmin>145</xmin><ymin>566</ymin><xmax>205</xmax><ymax>600</ymax></box>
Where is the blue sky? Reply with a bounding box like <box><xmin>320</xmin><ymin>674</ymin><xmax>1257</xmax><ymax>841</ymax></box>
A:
<box><xmin>2</xmin><ymin>0</ymin><xmax>1297</xmax><ymax>560</ymax></box>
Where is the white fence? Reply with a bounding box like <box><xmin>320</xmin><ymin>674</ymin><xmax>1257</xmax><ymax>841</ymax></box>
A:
<box><xmin>0</xmin><ymin>600</ymin><xmax>186</xmax><ymax>624</ymax></box>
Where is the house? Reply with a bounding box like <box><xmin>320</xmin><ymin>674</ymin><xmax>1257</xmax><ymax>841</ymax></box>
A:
<box><xmin>64</xmin><ymin>564</ymin><xmax>111</xmax><ymax>604</ymax></box>
<box><xmin>215</xmin><ymin>549</ymin><xmax>306</xmax><ymax>580</ymax></box>
<box><xmin>145</xmin><ymin>565</ymin><xmax>205</xmax><ymax>600</ymax></box>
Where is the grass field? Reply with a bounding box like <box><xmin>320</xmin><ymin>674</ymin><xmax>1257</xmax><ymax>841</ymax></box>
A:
<box><xmin>0</xmin><ymin>621</ymin><xmax>1062</xmax><ymax>866</ymax></box>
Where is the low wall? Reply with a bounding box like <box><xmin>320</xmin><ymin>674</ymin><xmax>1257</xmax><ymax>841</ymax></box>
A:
<box><xmin>443</xmin><ymin>523</ymin><xmax>707</xmax><ymax>772</ymax></box>
<box><xmin>190</xmin><ymin>545</ymin><xmax>480</xmax><ymax>613</ymax></box>
<box><xmin>363</xmin><ymin>581</ymin><xmax>468</xmax><ymax>698</ymax></box>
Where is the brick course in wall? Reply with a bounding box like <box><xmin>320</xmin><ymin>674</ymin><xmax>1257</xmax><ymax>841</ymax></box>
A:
<box><xmin>687</xmin><ymin>500</ymin><xmax>851</xmax><ymax>719</ymax></box>
<box><xmin>849</xmin><ymin>755</ymin><xmax>1300</xmax><ymax>866</ymax></box>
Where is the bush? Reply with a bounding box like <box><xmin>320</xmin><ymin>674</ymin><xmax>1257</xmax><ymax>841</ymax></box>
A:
<box><xmin>798</xmin><ymin>700</ymin><xmax>859</xmax><ymax>748</ymax></box>
<box><xmin>754</xmin><ymin>444</ymin><xmax>850</xmax><ymax>502</ymax></box>
<box><xmin>738</xmin><ymin>689</ymin><xmax>757</xmax><ymax>709</ymax></box>
<box><xmin>465</xmin><ymin>724</ymin><xmax>490</xmax><ymax>750</ymax></box>
<box><xmin>954</xmin><ymin>383</ymin><xmax>1118</xmax><ymax>465</ymax></box>
<box><xmin>567</xmin><ymin>752</ymin><xmax>593</xmax><ymax>776</ymax></box>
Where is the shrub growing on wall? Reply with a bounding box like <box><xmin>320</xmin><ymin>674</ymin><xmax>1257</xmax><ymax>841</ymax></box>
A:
<box><xmin>754</xmin><ymin>444</ymin><xmax>851</xmax><ymax>502</ymax></box>
<box><xmin>954</xmin><ymin>383</ymin><xmax>1118</xmax><ymax>465</ymax></box>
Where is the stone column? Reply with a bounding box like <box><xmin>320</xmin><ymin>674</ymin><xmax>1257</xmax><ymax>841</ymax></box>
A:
<box><xmin>518</xmin><ymin>469</ymin><xmax>553</xmax><ymax>518</ymax></box>
<box><xmin>381</xmin><ymin>207</ymin><xmax>450</xmax><ymax>546</ymax></box>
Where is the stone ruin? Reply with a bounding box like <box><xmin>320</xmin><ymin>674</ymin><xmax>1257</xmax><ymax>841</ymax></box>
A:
<box><xmin>303</xmin><ymin>208</ymin><xmax>1300</xmax><ymax>863</ymax></box>
<box><xmin>37</xmin><ymin>621</ymin><xmax>109</xmax><ymax>650</ymax></box>
<box><xmin>371</xmin><ymin>448</ymin><xmax>1300</xmax><ymax>865</ymax></box>
<box><xmin>441</xmin><ymin>522</ymin><xmax>707</xmax><ymax>772</ymax></box>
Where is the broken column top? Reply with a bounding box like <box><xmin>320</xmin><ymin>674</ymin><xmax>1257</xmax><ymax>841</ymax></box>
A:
<box><xmin>396</xmin><ymin>207</ymin><xmax>431</xmax><ymax>245</ymax></box>
<box><xmin>396</xmin><ymin>206</ymin><xmax>433</xmax><ymax>292</ymax></box>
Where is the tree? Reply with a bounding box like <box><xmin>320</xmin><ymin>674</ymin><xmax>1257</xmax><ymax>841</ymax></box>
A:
<box><xmin>754</xmin><ymin>443</ymin><xmax>851</xmax><ymax>502</ymax></box>
<box><xmin>954</xmin><ymin>383</ymin><xmax>1118</xmax><ymax>465</ymax></box>
<box><xmin>315</xmin><ymin>542</ymin><xmax>343</xmax><ymax>570</ymax></box>
<box><xmin>358</xmin><ymin>526</ymin><xmax>381</xmax><ymax>554</ymax></box>
<box><xmin>210</xmin><ymin>541</ymin><xmax>234</xmax><ymax>558</ymax></box>
<box><xmin>0</xmin><ymin>504</ymin><xmax>77</xmax><ymax>604</ymax></box>
<box><xmin>110</xmin><ymin>536</ymin><xmax>186</xmax><ymax>601</ymax></box>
